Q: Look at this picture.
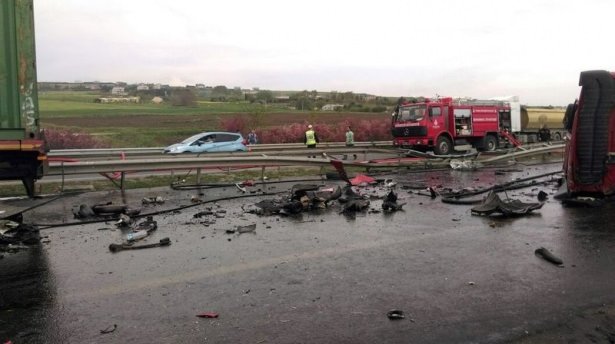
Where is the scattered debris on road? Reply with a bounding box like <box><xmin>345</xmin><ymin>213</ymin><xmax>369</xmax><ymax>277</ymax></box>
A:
<box><xmin>248</xmin><ymin>184</ymin><xmax>342</xmax><ymax>216</ymax></box>
<box><xmin>196</xmin><ymin>312</ymin><xmax>219</xmax><ymax>318</ymax></box>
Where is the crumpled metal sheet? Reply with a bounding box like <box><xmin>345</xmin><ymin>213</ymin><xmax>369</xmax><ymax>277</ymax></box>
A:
<box><xmin>0</xmin><ymin>222</ymin><xmax>40</xmax><ymax>246</ymax></box>
<box><xmin>471</xmin><ymin>191</ymin><xmax>544</xmax><ymax>216</ymax></box>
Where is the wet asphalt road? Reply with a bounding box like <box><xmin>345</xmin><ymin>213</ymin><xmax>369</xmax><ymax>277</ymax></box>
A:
<box><xmin>2</xmin><ymin>163</ymin><xmax>615</xmax><ymax>343</ymax></box>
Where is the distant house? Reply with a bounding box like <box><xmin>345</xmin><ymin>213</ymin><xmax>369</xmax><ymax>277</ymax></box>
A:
<box><xmin>136</xmin><ymin>84</ymin><xmax>149</xmax><ymax>91</ymax></box>
<box><xmin>195</xmin><ymin>83</ymin><xmax>205</xmax><ymax>89</ymax></box>
<box><xmin>322</xmin><ymin>104</ymin><xmax>344</xmax><ymax>111</ymax></box>
<box><xmin>152</xmin><ymin>84</ymin><xmax>162</xmax><ymax>90</ymax></box>
<box><xmin>111</xmin><ymin>86</ymin><xmax>125</xmax><ymax>95</ymax></box>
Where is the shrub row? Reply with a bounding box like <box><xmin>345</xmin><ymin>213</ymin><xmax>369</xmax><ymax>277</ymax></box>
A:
<box><xmin>44</xmin><ymin>128</ymin><xmax>108</xmax><ymax>149</ymax></box>
<box><xmin>221</xmin><ymin>116</ymin><xmax>392</xmax><ymax>144</ymax></box>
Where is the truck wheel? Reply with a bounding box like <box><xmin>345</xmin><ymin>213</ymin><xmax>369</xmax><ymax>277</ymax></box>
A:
<box><xmin>553</xmin><ymin>132</ymin><xmax>562</xmax><ymax>141</ymax></box>
<box><xmin>434</xmin><ymin>136</ymin><xmax>453</xmax><ymax>155</ymax></box>
<box><xmin>483</xmin><ymin>135</ymin><xmax>498</xmax><ymax>151</ymax></box>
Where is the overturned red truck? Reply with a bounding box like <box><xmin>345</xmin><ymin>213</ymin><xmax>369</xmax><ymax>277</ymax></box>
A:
<box><xmin>563</xmin><ymin>70</ymin><xmax>615</xmax><ymax>197</ymax></box>
<box><xmin>391</xmin><ymin>97</ymin><xmax>521</xmax><ymax>155</ymax></box>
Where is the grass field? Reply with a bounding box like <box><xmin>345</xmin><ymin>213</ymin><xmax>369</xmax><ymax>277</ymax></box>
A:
<box><xmin>39</xmin><ymin>91</ymin><xmax>390</xmax><ymax>147</ymax></box>
<box><xmin>39</xmin><ymin>91</ymin><xmax>293</xmax><ymax>117</ymax></box>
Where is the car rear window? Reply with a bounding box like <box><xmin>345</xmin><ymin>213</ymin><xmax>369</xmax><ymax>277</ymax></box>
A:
<box><xmin>216</xmin><ymin>134</ymin><xmax>239</xmax><ymax>142</ymax></box>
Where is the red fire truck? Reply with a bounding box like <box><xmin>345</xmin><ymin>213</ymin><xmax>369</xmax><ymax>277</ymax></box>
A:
<box><xmin>392</xmin><ymin>97</ymin><xmax>518</xmax><ymax>155</ymax></box>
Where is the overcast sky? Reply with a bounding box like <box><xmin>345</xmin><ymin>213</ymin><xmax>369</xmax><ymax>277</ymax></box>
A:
<box><xmin>34</xmin><ymin>0</ymin><xmax>614</xmax><ymax>105</ymax></box>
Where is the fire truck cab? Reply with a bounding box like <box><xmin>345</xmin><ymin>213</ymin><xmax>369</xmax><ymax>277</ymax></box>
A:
<box><xmin>392</xmin><ymin>97</ymin><xmax>513</xmax><ymax>155</ymax></box>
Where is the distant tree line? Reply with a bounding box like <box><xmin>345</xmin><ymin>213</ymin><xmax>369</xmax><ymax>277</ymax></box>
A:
<box><xmin>39</xmin><ymin>81</ymin><xmax>410</xmax><ymax>111</ymax></box>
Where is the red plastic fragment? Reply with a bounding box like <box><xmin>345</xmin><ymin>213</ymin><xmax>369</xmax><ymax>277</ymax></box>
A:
<box><xmin>349</xmin><ymin>174</ymin><xmax>376</xmax><ymax>186</ymax></box>
<box><xmin>196</xmin><ymin>312</ymin><xmax>219</xmax><ymax>318</ymax></box>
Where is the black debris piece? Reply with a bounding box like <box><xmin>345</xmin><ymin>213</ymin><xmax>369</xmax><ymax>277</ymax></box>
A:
<box><xmin>535</xmin><ymin>247</ymin><xmax>563</xmax><ymax>265</ymax></box>
<box><xmin>290</xmin><ymin>184</ymin><xmax>320</xmax><ymax>199</ymax></box>
<box><xmin>534</xmin><ymin>247</ymin><xmax>564</xmax><ymax>265</ymax></box>
<box><xmin>73</xmin><ymin>204</ymin><xmax>95</xmax><ymax>219</ymax></box>
<box><xmin>73</xmin><ymin>202</ymin><xmax>140</xmax><ymax>219</ymax></box>
<box><xmin>382</xmin><ymin>190</ymin><xmax>405</xmax><ymax>212</ymax></box>
<box><xmin>115</xmin><ymin>214</ymin><xmax>133</xmax><ymax>228</ymax></box>
<box><xmin>92</xmin><ymin>203</ymin><xmax>128</xmax><ymax>215</ymax></box>
<box><xmin>0</xmin><ymin>221</ymin><xmax>40</xmax><ymax>246</ymax></box>
<box><xmin>537</xmin><ymin>191</ymin><xmax>549</xmax><ymax>202</ymax></box>
<box><xmin>387</xmin><ymin>310</ymin><xmax>405</xmax><ymax>320</ymax></box>
<box><xmin>109</xmin><ymin>237</ymin><xmax>171</xmax><ymax>253</ymax></box>
<box><xmin>338</xmin><ymin>185</ymin><xmax>370</xmax><ymax>214</ymax></box>
<box><xmin>280</xmin><ymin>200</ymin><xmax>304</xmax><ymax>215</ymax></box>
<box><xmin>342</xmin><ymin>199</ymin><xmax>370</xmax><ymax>213</ymax></box>
<box><xmin>252</xmin><ymin>199</ymin><xmax>284</xmax><ymax>215</ymax></box>
<box><xmin>429</xmin><ymin>187</ymin><xmax>437</xmax><ymax>198</ymax></box>
<box><xmin>471</xmin><ymin>191</ymin><xmax>544</xmax><ymax>217</ymax></box>
<box><xmin>137</xmin><ymin>216</ymin><xmax>158</xmax><ymax>232</ymax></box>
<box><xmin>100</xmin><ymin>324</ymin><xmax>117</xmax><ymax>334</ymax></box>
<box><xmin>338</xmin><ymin>185</ymin><xmax>361</xmax><ymax>203</ymax></box>
<box><xmin>193</xmin><ymin>210</ymin><xmax>214</xmax><ymax>218</ymax></box>
<box><xmin>237</xmin><ymin>224</ymin><xmax>256</xmax><ymax>234</ymax></box>
<box><xmin>142</xmin><ymin>196</ymin><xmax>165</xmax><ymax>205</ymax></box>
<box><xmin>123</xmin><ymin>208</ymin><xmax>141</xmax><ymax>216</ymax></box>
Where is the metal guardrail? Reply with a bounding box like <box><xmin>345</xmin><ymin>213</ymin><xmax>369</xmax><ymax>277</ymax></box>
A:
<box><xmin>47</xmin><ymin>144</ymin><xmax>566</xmax><ymax>176</ymax></box>
<box><xmin>480</xmin><ymin>144</ymin><xmax>565</xmax><ymax>163</ymax></box>
<box><xmin>49</xmin><ymin>141</ymin><xmax>393</xmax><ymax>159</ymax></box>
<box><xmin>48</xmin><ymin>149</ymin><xmax>409</xmax><ymax>176</ymax></box>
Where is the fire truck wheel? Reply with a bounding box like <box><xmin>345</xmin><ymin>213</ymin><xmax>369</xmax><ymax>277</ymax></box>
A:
<box><xmin>553</xmin><ymin>132</ymin><xmax>562</xmax><ymax>141</ymax></box>
<box><xmin>483</xmin><ymin>135</ymin><xmax>498</xmax><ymax>151</ymax></box>
<box><xmin>434</xmin><ymin>136</ymin><xmax>453</xmax><ymax>155</ymax></box>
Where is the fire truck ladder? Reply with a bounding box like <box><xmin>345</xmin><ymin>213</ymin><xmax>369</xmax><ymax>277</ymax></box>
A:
<box><xmin>499</xmin><ymin>130</ymin><xmax>525</xmax><ymax>150</ymax></box>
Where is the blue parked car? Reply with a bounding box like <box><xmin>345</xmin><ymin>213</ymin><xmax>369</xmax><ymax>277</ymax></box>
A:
<box><xmin>163</xmin><ymin>131</ymin><xmax>248</xmax><ymax>154</ymax></box>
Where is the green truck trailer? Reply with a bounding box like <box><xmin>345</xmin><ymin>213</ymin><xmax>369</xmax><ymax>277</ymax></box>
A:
<box><xmin>0</xmin><ymin>0</ymin><xmax>47</xmax><ymax>197</ymax></box>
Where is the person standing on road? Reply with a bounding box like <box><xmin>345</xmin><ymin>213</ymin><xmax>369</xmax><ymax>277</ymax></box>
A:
<box><xmin>248</xmin><ymin>129</ymin><xmax>258</xmax><ymax>145</ymax></box>
<box><xmin>304</xmin><ymin>124</ymin><xmax>319</xmax><ymax>148</ymax></box>
<box><xmin>345</xmin><ymin>126</ymin><xmax>354</xmax><ymax>147</ymax></box>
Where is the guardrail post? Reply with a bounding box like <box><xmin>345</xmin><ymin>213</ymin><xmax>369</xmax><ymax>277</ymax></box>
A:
<box><xmin>261</xmin><ymin>166</ymin><xmax>266</xmax><ymax>182</ymax></box>
<box><xmin>196</xmin><ymin>168</ymin><xmax>202</xmax><ymax>184</ymax></box>
<box><xmin>120</xmin><ymin>172</ymin><xmax>125</xmax><ymax>191</ymax></box>
<box><xmin>61</xmin><ymin>161</ymin><xmax>65</xmax><ymax>192</ymax></box>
